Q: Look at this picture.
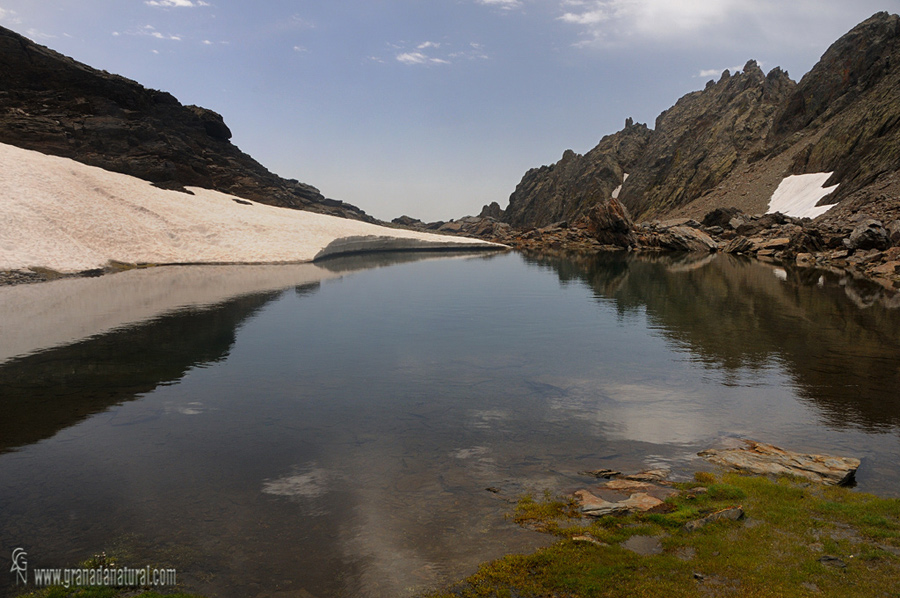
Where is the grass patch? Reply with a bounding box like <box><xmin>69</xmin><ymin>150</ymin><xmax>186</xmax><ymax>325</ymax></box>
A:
<box><xmin>426</xmin><ymin>473</ymin><xmax>900</xmax><ymax>598</ymax></box>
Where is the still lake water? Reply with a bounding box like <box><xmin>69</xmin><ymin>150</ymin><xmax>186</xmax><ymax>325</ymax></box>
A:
<box><xmin>2</xmin><ymin>250</ymin><xmax>900</xmax><ymax>597</ymax></box>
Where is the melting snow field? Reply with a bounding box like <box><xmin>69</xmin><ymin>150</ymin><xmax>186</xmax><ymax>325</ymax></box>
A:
<box><xmin>766</xmin><ymin>173</ymin><xmax>839</xmax><ymax>219</ymax></box>
<box><xmin>0</xmin><ymin>142</ymin><xmax>497</xmax><ymax>273</ymax></box>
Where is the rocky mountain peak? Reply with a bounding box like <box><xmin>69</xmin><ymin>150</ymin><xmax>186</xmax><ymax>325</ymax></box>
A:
<box><xmin>775</xmin><ymin>12</ymin><xmax>900</xmax><ymax>137</ymax></box>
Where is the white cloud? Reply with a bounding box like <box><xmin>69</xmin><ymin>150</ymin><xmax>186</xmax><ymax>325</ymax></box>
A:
<box><xmin>391</xmin><ymin>40</ymin><xmax>488</xmax><ymax>66</ymax></box>
<box><xmin>697</xmin><ymin>64</ymin><xmax>745</xmax><ymax>78</ymax></box>
<box><xmin>118</xmin><ymin>24</ymin><xmax>183</xmax><ymax>41</ymax></box>
<box><xmin>396</xmin><ymin>52</ymin><xmax>430</xmax><ymax>65</ymax></box>
<box><xmin>477</xmin><ymin>0</ymin><xmax>523</xmax><ymax>9</ymax></box>
<box><xmin>145</xmin><ymin>0</ymin><xmax>210</xmax><ymax>7</ymax></box>
<box><xmin>557</xmin><ymin>0</ymin><xmax>760</xmax><ymax>46</ymax></box>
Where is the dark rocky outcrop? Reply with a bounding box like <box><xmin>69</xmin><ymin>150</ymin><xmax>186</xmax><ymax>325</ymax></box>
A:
<box><xmin>619</xmin><ymin>60</ymin><xmax>796</xmax><ymax>220</ymax></box>
<box><xmin>0</xmin><ymin>25</ymin><xmax>371</xmax><ymax>221</ymax></box>
<box><xmin>501</xmin><ymin>120</ymin><xmax>652</xmax><ymax>228</ymax></box>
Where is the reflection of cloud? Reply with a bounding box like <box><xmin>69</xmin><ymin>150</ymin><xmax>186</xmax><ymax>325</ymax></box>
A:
<box><xmin>467</xmin><ymin>409</ymin><xmax>509</xmax><ymax>430</ymax></box>
<box><xmin>262</xmin><ymin>465</ymin><xmax>330</xmax><ymax>499</ymax></box>
<box><xmin>164</xmin><ymin>401</ymin><xmax>209</xmax><ymax>415</ymax></box>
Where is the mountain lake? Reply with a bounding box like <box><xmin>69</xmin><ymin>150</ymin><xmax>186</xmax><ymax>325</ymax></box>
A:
<box><xmin>1</xmin><ymin>250</ymin><xmax>899</xmax><ymax>597</ymax></box>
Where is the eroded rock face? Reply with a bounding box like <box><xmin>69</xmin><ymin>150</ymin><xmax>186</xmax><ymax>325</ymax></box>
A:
<box><xmin>502</xmin><ymin>121</ymin><xmax>652</xmax><ymax>228</ymax></box>
<box><xmin>619</xmin><ymin>60</ymin><xmax>796</xmax><ymax>220</ymax></box>
<box><xmin>699</xmin><ymin>440</ymin><xmax>860</xmax><ymax>486</ymax></box>
<box><xmin>0</xmin><ymin>25</ymin><xmax>371</xmax><ymax>221</ymax></box>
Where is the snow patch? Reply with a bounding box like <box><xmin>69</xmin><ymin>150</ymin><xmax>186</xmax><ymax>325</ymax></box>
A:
<box><xmin>0</xmin><ymin>142</ymin><xmax>500</xmax><ymax>273</ymax></box>
<box><xmin>612</xmin><ymin>172</ymin><xmax>629</xmax><ymax>199</ymax></box>
<box><xmin>766</xmin><ymin>173</ymin><xmax>839</xmax><ymax>219</ymax></box>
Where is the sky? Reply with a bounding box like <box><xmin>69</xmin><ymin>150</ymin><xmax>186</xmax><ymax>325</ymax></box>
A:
<box><xmin>1</xmin><ymin>1</ymin><xmax>898</xmax><ymax>222</ymax></box>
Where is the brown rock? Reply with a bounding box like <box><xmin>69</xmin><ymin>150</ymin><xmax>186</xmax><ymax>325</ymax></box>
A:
<box><xmin>699</xmin><ymin>440</ymin><xmax>860</xmax><ymax>486</ymax></box>
<box><xmin>574</xmin><ymin>490</ymin><xmax>664</xmax><ymax>516</ymax></box>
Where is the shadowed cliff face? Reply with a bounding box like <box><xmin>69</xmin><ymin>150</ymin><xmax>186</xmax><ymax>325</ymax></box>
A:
<box><xmin>501</xmin><ymin>12</ymin><xmax>900</xmax><ymax>227</ymax></box>
<box><xmin>0</xmin><ymin>26</ymin><xmax>371</xmax><ymax>221</ymax></box>
<box><xmin>502</xmin><ymin>121</ymin><xmax>652</xmax><ymax>228</ymax></box>
<box><xmin>524</xmin><ymin>251</ymin><xmax>900</xmax><ymax>432</ymax></box>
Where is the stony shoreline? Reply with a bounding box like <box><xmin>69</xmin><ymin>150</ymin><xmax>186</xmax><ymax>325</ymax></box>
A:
<box><xmin>392</xmin><ymin>202</ymin><xmax>900</xmax><ymax>295</ymax></box>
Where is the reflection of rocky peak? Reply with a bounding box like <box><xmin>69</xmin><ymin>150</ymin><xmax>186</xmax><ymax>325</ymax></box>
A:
<box><xmin>501</xmin><ymin>120</ymin><xmax>652</xmax><ymax>228</ymax></box>
<box><xmin>0</xmin><ymin>25</ymin><xmax>371</xmax><ymax>221</ymax></box>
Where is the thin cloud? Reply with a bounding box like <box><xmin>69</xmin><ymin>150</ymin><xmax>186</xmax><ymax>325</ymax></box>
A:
<box><xmin>117</xmin><ymin>25</ymin><xmax>184</xmax><ymax>41</ymax></box>
<box><xmin>557</xmin><ymin>0</ymin><xmax>767</xmax><ymax>46</ymax></box>
<box><xmin>0</xmin><ymin>7</ymin><xmax>21</xmax><ymax>24</ymax></box>
<box><xmin>145</xmin><ymin>0</ymin><xmax>210</xmax><ymax>7</ymax></box>
<box><xmin>393</xmin><ymin>40</ymin><xmax>489</xmax><ymax>66</ymax></box>
<box><xmin>477</xmin><ymin>0</ymin><xmax>523</xmax><ymax>10</ymax></box>
<box><xmin>697</xmin><ymin>64</ymin><xmax>746</xmax><ymax>78</ymax></box>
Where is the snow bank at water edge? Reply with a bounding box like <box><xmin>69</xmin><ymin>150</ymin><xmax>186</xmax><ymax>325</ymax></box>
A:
<box><xmin>766</xmin><ymin>173</ymin><xmax>839</xmax><ymax>219</ymax></box>
<box><xmin>0</xmin><ymin>142</ymin><xmax>503</xmax><ymax>273</ymax></box>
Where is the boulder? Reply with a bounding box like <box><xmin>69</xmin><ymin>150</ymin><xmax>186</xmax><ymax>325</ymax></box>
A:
<box><xmin>699</xmin><ymin>440</ymin><xmax>860</xmax><ymax>486</ymax></box>
<box><xmin>650</xmin><ymin>226</ymin><xmax>718</xmax><ymax>252</ymax></box>
<box><xmin>585</xmin><ymin>198</ymin><xmax>638</xmax><ymax>247</ymax></box>
<box><xmin>846</xmin><ymin>220</ymin><xmax>892</xmax><ymax>251</ymax></box>
<box><xmin>702</xmin><ymin>207</ymin><xmax>745</xmax><ymax>229</ymax></box>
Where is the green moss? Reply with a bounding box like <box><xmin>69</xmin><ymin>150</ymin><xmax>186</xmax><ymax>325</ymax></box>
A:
<box><xmin>426</xmin><ymin>473</ymin><xmax>900</xmax><ymax>598</ymax></box>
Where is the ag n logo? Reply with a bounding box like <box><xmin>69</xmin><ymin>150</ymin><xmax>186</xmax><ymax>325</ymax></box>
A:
<box><xmin>10</xmin><ymin>548</ymin><xmax>27</xmax><ymax>585</ymax></box>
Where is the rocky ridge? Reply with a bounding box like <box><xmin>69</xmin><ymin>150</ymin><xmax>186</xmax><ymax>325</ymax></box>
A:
<box><xmin>398</xmin><ymin>13</ymin><xmax>900</xmax><ymax>291</ymax></box>
<box><xmin>494</xmin><ymin>13</ymin><xmax>900</xmax><ymax>228</ymax></box>
<box><xmin>0</xmin><ymin>25</ymin><xmax>371</xmax><ymax>221</ymax></box>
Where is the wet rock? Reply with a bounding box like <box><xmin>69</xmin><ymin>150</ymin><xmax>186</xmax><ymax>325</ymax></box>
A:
<box><xmin>683</xmin><ymin>507</ymin><xmax>744</xmax><ymax>532</ymax></box>
<box><xmin>622</xmin><ymin>469</ymin><xmax>672</xmax><ymax>483</ymax></box>
<box><xmin>699</xmin><ymin>440</ymin><xmax>860</xmax><ymax>486</ymax></box>
<box><xmin>579</xmin><ymin>468</ymin><xmax>621</xmax><ymax>479</ymax></box>
<box><xmin>846</xmin><ymin>220</ymin><xmax>892</xmax><ymax>251</ymax></box>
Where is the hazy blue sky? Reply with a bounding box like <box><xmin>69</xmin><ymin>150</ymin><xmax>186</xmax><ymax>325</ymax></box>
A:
<box><xmin>1</xmin><ymin>1</ymin><xmax>897</xmax><ymax>221</ymax></box>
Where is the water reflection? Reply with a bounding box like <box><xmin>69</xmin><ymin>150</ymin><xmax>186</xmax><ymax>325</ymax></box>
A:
<box><xmin>524</xmin><ymin>251</ymin><xmax>900</xmax><ymax>432</ymax></box>
<box><xmin>1</xmin><ymin>250</ymin><xmax>899</xmax><ymax>598</ymax></box>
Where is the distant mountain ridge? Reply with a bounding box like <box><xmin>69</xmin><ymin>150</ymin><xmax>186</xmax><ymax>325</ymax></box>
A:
<box><xmin>0</xmin><ymin>25</ymin><xmax>371</xmax><ymax>221</ymax></box>
<box><xmin>496</xmin><ymin>12</ymin><xmax>900</xmax><ymax>229</ymax></box>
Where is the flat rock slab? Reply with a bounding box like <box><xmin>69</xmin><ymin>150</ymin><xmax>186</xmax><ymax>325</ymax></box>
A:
<box><xmin>699</xmin><ymin>440</ymin><xmax>860</xmax><ymax>486</ymax></box>
<box><xmin>575</xmin><ymin>490</ymin><xmax>663</xmax><ymax>517</ymax></box>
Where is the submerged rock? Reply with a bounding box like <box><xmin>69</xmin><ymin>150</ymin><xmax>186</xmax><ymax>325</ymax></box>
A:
<box><xmin>699</xmin><ymin>440</ymin><xmax>860</xmax><ymax>486</ymax></box>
